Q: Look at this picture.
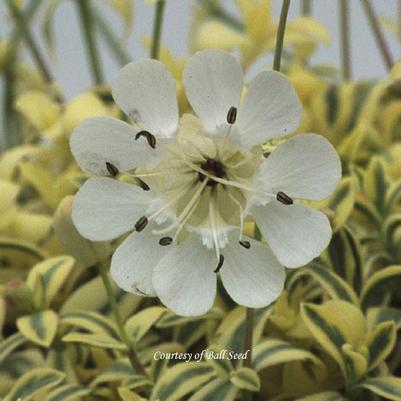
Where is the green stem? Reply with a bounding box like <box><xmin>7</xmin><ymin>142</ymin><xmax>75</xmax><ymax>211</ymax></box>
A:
<box><xmin>75</xmin><ymin>0</ymin><xmax>104</xmax><ymax>85</ymax></box>
<box><xmin>97</xmin><ymin>261</ymin><xmax>148</xmax><ymax>377</ymax></box>
<box><xmin>150</xmin><ymin>0</ymin><xmax>166</xmax><ymax>59</ymax></box>
<box><xmin>340</xmin><ymin>0</ymin><xmax>351</xmax><ymax>80</ymax></box>
<box><xmin>7</xmin><ymin>0</ymin><xmax>54</xmax><ymax>84</ymax></box>
<box><xmin>242</xmin><ymin>308</ymin><xmax>255</xmax><ymax>401</ymax></box>
<box><xmin>301</xmin><ymin>0</ymin><xmax>311</xmax><ymax>15</ymax></box>
<box><xmin>273</xmin><ymin>0</ymin><xmax>291</xmax><ymax>72</ymax></box>
<box><xmin>361</xmin><ymin>0</ymin><xmax>393</xmax><ymax>71</ymax></box>
<box><xmin>197</xmin><ymin>0</ymin><xmax>243</xmax><ymax>30</ymax></box>
<box><xmin>93</xmin><ymin>7</ymin><xmax>131</xmax><ymax>66</ymax></box>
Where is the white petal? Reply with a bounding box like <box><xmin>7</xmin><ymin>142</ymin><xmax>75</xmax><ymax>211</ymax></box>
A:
<box><xmin>253</xmin><ymin>202</ymin><xmax>332</xmax><ymax>268</ymax></box>
<box><xmin>152</xmin><ymin>238</ymin><xmax>216</xmax><ymax>316</ymax></box>
<box><xmin>70</xmin><ymin>116</ymin><xmax>159</xmax><ymax>175</ymax></box>
<box><xmin>221</xmin><ymin>237</ymin><xmax>285</xmax><ymax>308</ymax></box>
<box><xmin>72</xmin><ymin>177</ymin><xmax>153</xmax><ymax>241</ymax></box>
<box><xmin>183</xmin><ymin>50</ymin><xmax>243</xmax><ymax>134</ymax></box>
<box><xmin>111</xmin><ymin>229</ymin><xmax>165</xmax><ymax>297</ymax></box>
<box><xmin>112</xmin><ymin>59</ymin><xmax>178</xmax><ymax>138</ymax></box>
<box><xmin>237</xmin><ymin>71</ymin><xmax>302</xmax><ymax>145</ymax></box>
<box><xmin>256</xmin><ymin>134</ymin><xmax>341</xmax><ymax>201</ymax></box>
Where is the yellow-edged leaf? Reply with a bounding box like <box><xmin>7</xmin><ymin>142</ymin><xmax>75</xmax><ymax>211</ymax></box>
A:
<box><xmin>26</xmin><ymin>256</ymin><xmax>75</xmax><ymax>307</ymax></box>
<box><xmin>43</xmin><ymin>384</ymin><xmax>91</xmax><ymax>401</ymax></box>
<box><xmin>150</xmin><ymin>362</ymin><xmax>216</xmax><ymax>401</ymax></box>
<box><xmin>17</xmin><ymin>310</ymin><xmax>58</xmax><ymax>347</ymax></box>
<box><xmin>3</xmin><ymin>368</ymin><xmax>65</xmax><ymax>401</ymax></box>
<box><xmin>125</xmin><ymin>306</ymin><xmax>166</xmax><ymax>344</ymax></box>
<box><xmin>187</xmin><ymin>378</ymin><xmax>239</xmax><ymax>401</ymax></box>
<box><xmin>0</xmin><ymin>332</ymin><xmax>27</xmax><ymax>364</ymax></box>
<box><xmin>62</xmin><ymin>332</ymin><xmax>126</xmax><ymax>350</ymax></box>
<box><xmin>229</xmin><ymin>367</ymin><xmax>260</xmax><ymax>391</ymax></box>
<box><xmin>358</xmin><ymin>376</ymin><xmax>401</xmax><ymax>400</ymax></box>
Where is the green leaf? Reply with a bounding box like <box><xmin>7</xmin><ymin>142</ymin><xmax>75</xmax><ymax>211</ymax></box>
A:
<box><xmin>295</xmin><ymin>392</ymin><xmax>347</xmax><ymax>401</ymax></box>
<box><xmin>17</xmin><ymin>310</ymin><xmax>58</xmax><ymax>347</ymax></box>
<box><xmin>3</xmin><ymin>368</ymin><xmax>65</xmax><ymax>401</ymax></box>
<box><xmin>26</xmin><ymin>256</ymin><xmax>75</xmax><ymax>307</ymax></box>
<box><xmin>326</xmin><ymin>226</ymin><xmax>362</xmax><ymax>293</ymax></box>
<box><xmin>229</xmin><ymin>367</ymin><xmax>260</xmax><ymax>391</ymax></box>
<box><xmin>91</xmin><ymin>360</ymin><xmax>133</xmax><ymax>387</ymax></box>
<box><xmin>361</xmin><ymin>265</ymin><xmax>401</xmax><ymax>311</ymax></box>
<box><xmin>125</xmin><ymin>306</ymin><xmax>166</xmax><ymax>344</ymax></box>
<box><xmin>62</xmin><ymin>332</ymin><xmax>126</xmax><ymax>350</ymax></box>
<box><xmin>367</xmin><ymin>307</ymin><xmax>401</xmax><ymax>330</ymax></box>
<box><xmin>364</xmin><ymin>157</ymin><xmax>388</xmax><ymax>215</ymax></box>
<box><xmin>252</xmin><ymin>338</ymin><xmax>322</xmax><ymax>372</ymax></box>
<box><xmin>358</xmin><ymin>376</ymin><xmax>401</xmax><ymax>400</ymax></box>
<box><xmin>122</xmin><ymin>374</ymin><xmax>153</xmax><ymax>390</ymax></box>
<box><xmin>187</xmin><ymin>378</ymin><xmax>239</xmax><ymax>401</ymax></box>
<box><xmin>0</xmin><ymin>332</ymin><xmax>27</xmax><ymax>364</ymax></box>
<box><xmin>150</xmin><ymin>362</ymin><xmax>216</xmax><ymax>401</ymax></box>
<box><xmin>301</xmin><ymin>301</ymin><xmax>367</xmax><ymax>381</ymax></box>
<box><xmin>296</xmin><ymin>262</ymin><xmax>359</xmax><ymax>305</ymax></box>
<box><xmin>156</xmin><ymin>307</ymin><xmax>223</xmax><ymax>328</ymax></box>
<box><xmin>365</xmin><ymin>321</ymin><xmax>396</xmax><ymax>371</ymax></box>
<box><xmin>43</xmin><ymin>384</ymin><xmax>91</xmax><ymax>401</ymax></box>
<box><xmin>385</xmin><ymin>179</ymin><xmax>401</xmax><ymax>214</ymax></box>
<box><xmin>60</xmin><ymin>310</ymin><xmax>120</xmax><ymax>339</ymax></box>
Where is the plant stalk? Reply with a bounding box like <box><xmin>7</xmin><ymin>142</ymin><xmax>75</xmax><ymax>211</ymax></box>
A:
<box><xmin>97</xmin><ymin>261</ymin><xmax>148</xmax><ymax>377</ymax></box>
<box><xmin>301</xmin><ymin>0</ymin><xmax>312</xmax><ymax>15</ymax></box>
<box><xmin>340</xmin><ymin>0</ymin><xmax>351</xmax><ymax>80</ymax></box>
<box><xmin>361</xmin><ymin>0</ymin><xmax>393</xmax><ymax>71</ymax></box>
<box><xmin>273</xmin><ymin>0</ymin><xmax>291</xmax><ymax>72</ymax></box>
<box><xmin>150</xmin><ymin>0</ymin><xmax>166</xmax><ymax>59</ymax></box>
<box><xmin>75</xmin><ymin>0</ymin><xmax>104</xmax><ymax>85</ymax></box>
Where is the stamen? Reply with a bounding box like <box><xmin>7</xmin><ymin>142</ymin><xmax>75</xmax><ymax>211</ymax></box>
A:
<box><xmin>214</xmin><ymin>254</ymin><xmax>225</xmax><ymax>273</ymax></box>
<box><xmin>159</xmin><ymin>236</ymin><xmax>173</xmax><ymax>246</ymax></box>
<box><xmin>106</xmin><ymin>162</ymin><xmax>119</xmax><ymax>177</ymax></box>
<box><xmin>226</xmin><ymin>106</ymin><xmax>237</xmax><ymax>124</ymax></box>
<box><xmin>135</xmin><ymin>216</ymin><xmax>148</xmax><ymax>232</ymax></box>
<box><xmin>227</xmin><ymin>190</ymin><xmax>245</xmax><ymax>241</ymax></box>
<box><xmin>139</xmin><ymin>180</ymin><xmax>150</xmax><ymax>191</ymax></box>
<box><xmin>239</xmin><ymin>240</ymin><xmax>251</xmax><ymax>249</ymax></box>
<box><xmin>135</xmin><ymin>130</ymin><xmax>156</xmax><ymax>149</ymax></box>
<box><xmin>276</xmin><ymin>191</ymin><xmax>293</xmax><ymax>205</ymax></box>
<box><xmin>209</xmin><ymin>196</ymin><xmax>221</xmax><ymax>260</ymax></box>
<box><xmin>152</xmin><ymin>179</ymin><xmax>209</xmax><ymax>235</ymax></box>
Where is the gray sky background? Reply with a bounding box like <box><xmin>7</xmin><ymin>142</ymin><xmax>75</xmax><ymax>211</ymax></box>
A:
<box><xmin>0</xmin><ymin>0</ymin><xmax>400</xmax><ymax>99</ymax></box>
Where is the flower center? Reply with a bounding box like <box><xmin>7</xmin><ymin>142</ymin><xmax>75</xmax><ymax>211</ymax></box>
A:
<box><xmin>199</xmin><ymin>158</ymin><xmax>225</xmax><ymax>186</ymax></box>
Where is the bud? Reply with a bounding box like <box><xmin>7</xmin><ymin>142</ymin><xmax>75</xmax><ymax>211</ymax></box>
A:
<box><xmin>6</xmin><ymin>279</ymin><xmax>34</xmax><ymax>313</ymax></box>
<box><xmin>53</xmin><ymin>196</ymin><xmax>111</xmax><ymax>267</ymax></box>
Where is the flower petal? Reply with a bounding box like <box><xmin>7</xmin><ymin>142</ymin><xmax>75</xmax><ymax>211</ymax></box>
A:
<box><xmin>221</xmin><ymin>236</ymin><xmax>285</xmax><ymax>308</ymax></box>
<box><xmin>152</xmin><ymin>238</ymin><xmax>216</xmax><ymax>316</ymax></box>
<box><xmin>256</xmin><ymin>134</ymin><xmax>341</xmax><ymax>201</ymax></box>
<box><xmin>183</xmin><ymin>49</ymin><xmax>243</xmax><ymax>134</ymax></box>
<box><xmin>70</xmin><ymin>116</ymin><xmax>159</xmax><ymax>175</ymax></box>
<box><xmin>72</xmin><ymin>177</ymin><xmax>153</xmax><ymax>241</ymax></box>
<box><xmin>111</xmin><ymin>229</ymin><xmax>165</xmax><ymax>297</ymax></box>
<box><xmin>237</xmin><ymin>70</ymin><xmax>302</xmax><ymax>145</ymax></box>
<box><xmin>253</xmin><ymin>202</ymin><xmax>332</xmax><ymax>268</ymax></box>
<box><xmin>112</xmin><ymin>59</ymin><xmax>178</xmax><ymax>138</ymax></box>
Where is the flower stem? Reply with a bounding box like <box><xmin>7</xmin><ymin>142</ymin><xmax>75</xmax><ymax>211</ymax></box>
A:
<box><xmin>242</xmin><ymin>307</ymin><xmax>255</xmax><ymax>401</ymax></box>
<box><xmin>273</xmin><ymin>0</ymin><xmax>291</xmax><ymax>72</ymax></box>
<box><xmin>7</xmin><ymin>0</ymin><xmax>53</xmax><ymax>84</ymax></box>
<box><xmin>93</xmin><ymin>7</ymin><xmax>131</xmax><ymax>66</ymax></box>
<box><xmin>150</xmin><ymin>0</ymin><xmax>166</xmax><ymax>60</ymax></box>
<box><xmin>301</xmin><ymin>0</ymin><xmax>311</xmax><ymax>15</ymax></box>
<box><xmin>97</xmin><ymin>261</ymin><xmax>148</xmax><ymax>377</ymax></box>
<box><xmin>75</xmin><ymin>0</ymin><xmax>104</xmax><ymax>85</ymax></box>
<box><xmin>360</xmin><ymin>0</ymin><xmax>393</xmax><ymax>71</ymax></box>
<box><xmin>339</xmin><ymin>0</ymin><xmax>351</xmax><ymax>80</ymax></box>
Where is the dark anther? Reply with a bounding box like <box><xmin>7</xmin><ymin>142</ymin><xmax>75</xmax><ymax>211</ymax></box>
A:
<box><xmin>139</xmin><ymin>180</ymin><xmax>150</xmax><ymax>191</ymax></box>
<box><xmin>214</xmin><ymin>254</ymin><xmax>225</xmax><ymax>273</ymax></box>
<box><xmin>226</xmin><ymin>106</ymin><xmax>237</xmax><ymax>124</ymax></box>
<box><xmin>135</xmin><ymin>130</ymin><xmax>156</xmax><ymax>149</ymax></box>
<box><xmin>135</xmin><ymin>216</ymin><xmax>148</xmax><ymax>232</ymax></box>
<box><xmin>159</xmin><ymin>236</ymin><xmax>173</xmax><ymax>246</ymax></box>
<box><xmin>106</xmin><ymin>162</ymin><xmax>119</xmax><ymax>177</ymax></box>
<box><xmin>135</xmin><ymin>287</ymin><xmax>147</xmax><ymax>296</ymax></box>
<box><xmin>276</xmin><ymin>191</ymin><xmax>293</xmax><ymax>205</ymax></box>
<box><xmin>239</xmin><ymin>240</ymin><xmax>251</xmax><ymax>249</ymax></box>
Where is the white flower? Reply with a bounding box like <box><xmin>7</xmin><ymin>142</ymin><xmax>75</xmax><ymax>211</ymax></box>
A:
<box><xmin>70</xmin><ymin>50</ymin><xmax>341</xmax><ymax>317</ymax></box>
